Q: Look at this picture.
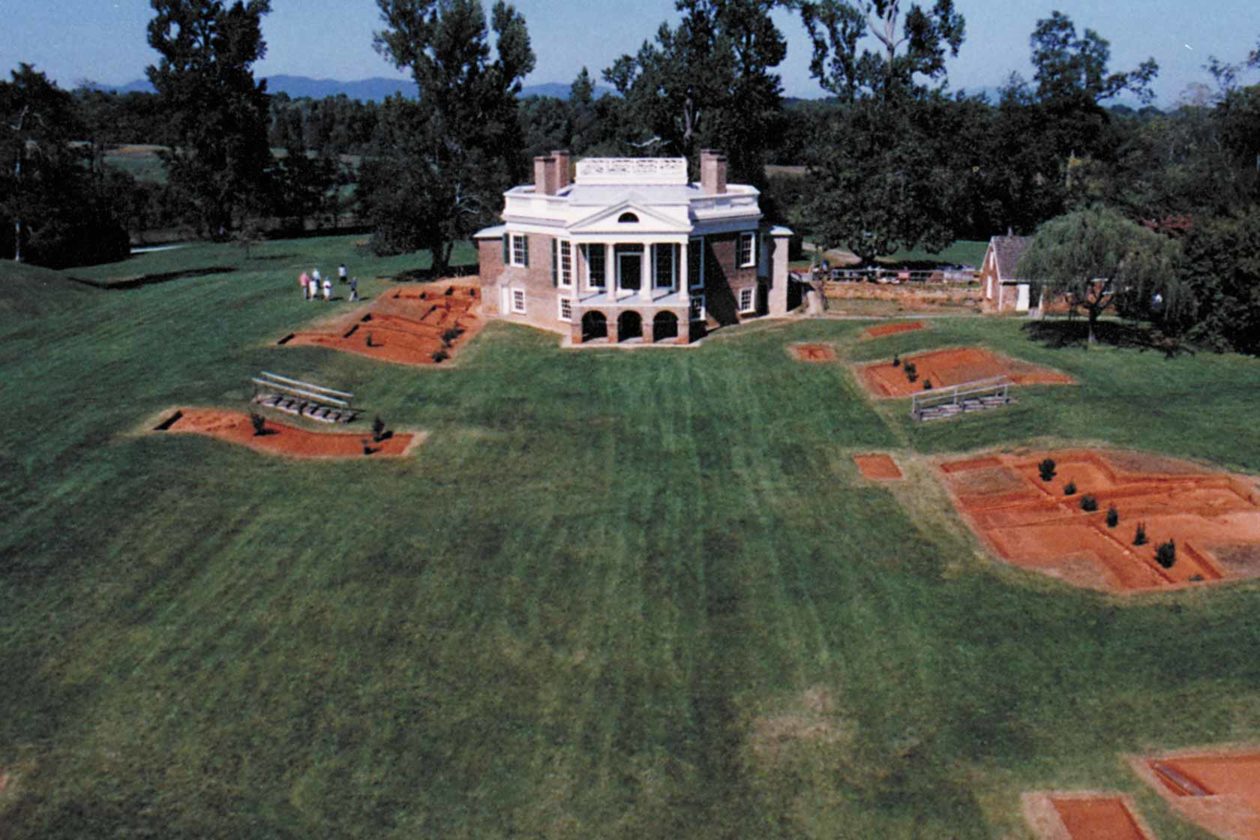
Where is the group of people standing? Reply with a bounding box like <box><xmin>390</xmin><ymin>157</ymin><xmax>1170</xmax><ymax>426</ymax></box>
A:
<box><xmin>299</xmin><ymin>263</ymin><xmax>358</xmax><ymax>302</ymax></box>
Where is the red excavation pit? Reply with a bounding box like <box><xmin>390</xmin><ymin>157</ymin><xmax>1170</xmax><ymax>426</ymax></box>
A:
<box><xmin>938</xmin><ymin>449</ymin><xmax>1260</xmax><ymax>593</ymax></box>
<box><xmin>853</xmin><ymin>453</ymin><xmax>904</xmax><ymax>480</ymax></box>
<box><xmin>285</xmin><ymin>282</ymin><xmax>482</xmax><ymax>366</ymax></box>
<box><xmin>859</xmin><ymin>346</ymin><xmax>1074</xmax><ymax>397</ymax></box>
<box><xmin>790</xmin><ymin>343</ymin><xmax>838</xmax><ymax>362</ymax></box>
<box><xmin>1134</xmin><ymin>748</ymin><xmax>1260</xmax><ymax>839</ymax></box>
<box><xmin>862</xmin><ymin>320</ymin><xmax>925</xmax><ymax>339</ymax></box>
<box><xmin>155</xmin><ymin>408</ymin><xmax>420</xmax><ymax>459</ymax></box>
<box><xmin>1023</xmin><ymin>792</ymin><xmax>1155</xmax><ymax>840</ymax></box>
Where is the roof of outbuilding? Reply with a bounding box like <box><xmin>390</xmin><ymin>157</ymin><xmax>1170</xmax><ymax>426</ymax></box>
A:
<box><xmin>991</xmin><ymin>235</ymin><xmax>1033</xmax><ymax>281</ymax></box>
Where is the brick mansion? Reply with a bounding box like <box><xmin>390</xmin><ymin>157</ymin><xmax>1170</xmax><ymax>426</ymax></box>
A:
<box><xmin>475</xmin><ymin>150</ymin><xmax>797</xmax><ymax>345</ymax></box>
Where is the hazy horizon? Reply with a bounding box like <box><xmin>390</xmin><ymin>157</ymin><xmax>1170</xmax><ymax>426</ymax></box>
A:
<box><xmin>2</xmin><ymin>0</ymin><xmax>1258</xmax><ymax>105</ymax></box>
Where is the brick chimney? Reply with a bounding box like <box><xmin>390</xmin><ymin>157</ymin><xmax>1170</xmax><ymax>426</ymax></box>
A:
<box><xmin>700</xmin><ymin>149</ymin><xmax>727</xmax><ymax>195</ymax></box>
<box><xmin>534</xmin><ymin>155</ymin><xmax>557</xmax><ymax>195</ymax></box>
<box><xmin>551</xmin><ymin>150</ymin><xmax>571</xmax><ymax>190</ymax></box>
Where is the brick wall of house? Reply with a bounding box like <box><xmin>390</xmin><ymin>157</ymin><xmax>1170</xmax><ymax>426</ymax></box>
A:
<box><xmin>477</xmin><ymin>238</ymin><xmax>506</xmax><ymax>317</ymax></box>
<box><xmin>483</xmin><ymin>233</ymin><xmax>568</xmax><ymax>333</ymax></box>
<box><xmin>703</xmin><ymin>231</ymin><xmax>763</xmax><ymax>326</ymax></box>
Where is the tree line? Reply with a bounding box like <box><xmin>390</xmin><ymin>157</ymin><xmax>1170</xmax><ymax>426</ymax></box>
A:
<box><xmin>1</xmin><ymin>0</ymin><xmax>1258</xmax><ymax>351</ymax></box>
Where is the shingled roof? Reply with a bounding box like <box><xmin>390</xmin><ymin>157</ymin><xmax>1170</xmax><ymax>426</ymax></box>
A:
<box><xmin>990</xmin><ymin>235</ymin><xmax>1033</xmax><ymax>281</ymax></box>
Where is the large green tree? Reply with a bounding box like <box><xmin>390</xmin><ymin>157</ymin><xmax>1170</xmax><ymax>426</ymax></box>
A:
<box><xmin>1</xmin><ymin>64</ymin><xmax>130</xmax><ymax>267</ymax></box>
<box><xmin>795</xmin><ymin>0</ymin><xmax>966</xmax><ymax>262</ymax></box>
<box><xmin>367</xmin><ymin>0</ymin><xmax>534</xmax><ymax>274</ymax></box>
<box><xmin>146</xmin><ymin>0</ymin><xmax>274</xmax><ymax>239</ymax></box>
<box><xmin>604</xmin><ymin>0</ymin><xmax>786</xmax><ymax>186</ymax></box>
<box><xmin>1017</xmin><ymin>207</ymin><xmax>1182</xmax><ymax>345</ymax></box>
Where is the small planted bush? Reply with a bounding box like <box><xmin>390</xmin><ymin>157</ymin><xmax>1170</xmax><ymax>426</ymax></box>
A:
<box><xmin>432</xmin><ymin>349</ymin><xmax>450</xmax><ymax>363</ymax></box>
<box><xmin>1106</xmin><ymin>505</ymin><xmax>1119</xmax><ymax>528</ymax></box>
<box><xmin>1038</xmin><ymin>458</ymin><xmax>1057</xmax><ymax>482</ymax></box>
<box><xmin>892</xmin><ymin>353</ymin><xmax>901</xmax><ymax>368</ymax></box>
<box><xmin>923</xmin><ymin>379</ymin><xmax>933</xmax><ymax>390</ymax></box>
<box><xmin>441</xmin><ymin>327</ymin><xmax>463</xmax><ymax>346</ymax></box>
<box><xmin>904</xmin><ymin>361</ymin><xmax>918</xmax><ymax>383</ymax></box>
<box><xmin>250</xmin><ymin>412</ymin><xmax>266</xmax><ymax>437</ymax></box>
<box><xmin>1155</xmin><ymin>539</ymin><xmax>1177</xmax><ymax>569</ymax></box>
<box><xmin>372</xmin><ymin>415</ymin><xmax>387</xmax><ymax>443</ymax></box>
<box><xmin>1063</xmin><ymin>480</ymin><xmax>1077</xmax><ymax>496</ymax></box>
<box><xmin>1134</xmin><ymin>522</ymin><xmax>1148</xmax><ymax>546</ymax></box>
<box><xmin>1079</xmin><ymin>494</ymin><xmax>1099</xmax><ymax>512</ymax></box>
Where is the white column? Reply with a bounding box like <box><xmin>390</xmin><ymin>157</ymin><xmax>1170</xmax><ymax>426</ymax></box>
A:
<box><xmin>640</xmin><ymin>241</ymin><xmax>651</xmax><ymax>301</ymax></box>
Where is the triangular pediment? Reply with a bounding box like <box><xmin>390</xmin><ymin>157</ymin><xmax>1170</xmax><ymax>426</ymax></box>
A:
<box><xmin>569</xmin><ymin>200</ymin><xmax>691</xmax><ymax>234</ymax></box>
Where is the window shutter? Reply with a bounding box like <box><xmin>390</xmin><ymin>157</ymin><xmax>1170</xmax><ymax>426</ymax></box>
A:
<box><xmin>502</xmin><ymin>234</ymin><xmax>509</xmax><ymax>265</ymax></box>
<box><xmin>523</xmin><ymin>236</ymin><xmax>530</xmax><ymax>268</ymax></box>
<box><xmin>551</xmin><ymin>239</ymin><xmax>558</xmax><ymax>286</ymax></box>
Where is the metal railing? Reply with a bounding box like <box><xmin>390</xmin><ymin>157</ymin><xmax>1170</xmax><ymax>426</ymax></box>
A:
<box><xmin>911</xmin><ymin>377</ymin><xmax>1012</xmax><ymax>421</ymax></box>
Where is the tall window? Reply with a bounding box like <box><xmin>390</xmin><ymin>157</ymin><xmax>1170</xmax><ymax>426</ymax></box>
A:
<box><xmin>560</xmin><ymin>240</ymin><xmax>573</xmax><ymax>287</ymax></box>
<box><xmin>583</xmin><ymin>243</ymin><xmax>606</xmax><ymax>288</ymax></box>
<box><xmin>558</xmin><ymin>297</ymin><xmax>573</xmax><ymax>322</ymax></box>
<box><xmin>688</xmin><ymin>238</ymin><xmax>704</xmax><ymax>289</ymax></box>
<box><xmin>512</xmin><ymin>288</ymin><xmax>527</xmax><ymax>314</ymax></box>
<box><xmin>510</xmin><ymin>234</ymin><xmax>529</xmax><ymax>267</ymax></box>
<box><xmin>738</xmin><ymin>286</ymin><xmax>754</xmax><ymax>313</ymax></box>
<box><xmin>739</xmin><ymin>232</ymin><xmax>756</xmax><ymax>268</ymax></box>
<box><xmin>653</xmin><ymin>243</ymin><xmax>676</xmax><ymax>289</ymax></box>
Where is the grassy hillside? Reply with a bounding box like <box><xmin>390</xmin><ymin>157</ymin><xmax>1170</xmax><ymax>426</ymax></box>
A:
<box><xmin>1</xmin><ymin>236</ymin><xmax>1258</xmax><ymax>837</ymax></box>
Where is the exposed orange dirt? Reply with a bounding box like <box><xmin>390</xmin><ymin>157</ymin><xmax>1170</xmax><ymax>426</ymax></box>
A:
<box><xmin>284</xmin><ymin>281</ymin><xmax>482</xmax><ymax>366</ymax></box>
<box><xmin>1023</xmin><ymin>792</ymin><xmax>1154</xmax><ymax>840</ymax></box>
<box><xmin>1135</xmin><ymin>748</ymin><xmax>1260</xmax><ymax>839</ymax></box>
<box><xmin>862</xmin><ymin>320</ymin><xmax>925</xmax><ymax>339</ymax></box>
<box><xmin>854</xmin><ymin>453</ymin><xmax>904</xmax><ymax>480</ymax></box>
<box><xmin>859</xmin><ymin>346</ymin><xmax>1075</xmax><ymax>397</ymax></box>
<box><xmin>791</xmin><ymin>343</ymin><xmax>838</xmax><ymax>362</ymax></box>
<box><xmin>156</xmin><ymin>408</ymin><xmax>419</xmax><ymax>459</ymax></box>
<box><xmin>938</xmin><ymin>449</ymin><xmax>1260</xmax><ymax>593</ymax></box>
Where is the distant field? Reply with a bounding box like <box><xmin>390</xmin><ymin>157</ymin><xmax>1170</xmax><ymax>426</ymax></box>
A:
<box><xmin>1</xmin><ymin>235</ymin><xmax>1259</xmax><ymax>838</ymax></box>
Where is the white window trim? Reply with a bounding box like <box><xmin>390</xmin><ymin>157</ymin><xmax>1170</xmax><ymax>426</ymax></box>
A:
<box><xmin>739</xmin><ymin>232</ymin><xmax>756</xmax><ymax>268</ymax></box>
<box><xmin>510</xmin><ymin>234</ymin><xmax>528</xmax><ymax>268</ymax></box>
<box><xmin>511</xmin><ymin>288</ymin><xmax>527</xmax><ymax>314</ymax></box>
<box><xmin>583</xmin><ymin>243</ymin><xmax>607</xmax><ymax>291</ymax></box>
<box><xmin>558</xmin><ymin>296</ymin><xmax>573</xmax><ymax>322</ymax></box>
<box><xmin>738</xmin><ymin>286</ymin><xmax>755</xmax><ymax>314</ymax></box>
<box><xmin>688</xmin><ymin>237</ymin><xmax>705</xmax><ymax>290</ymax></box>
<box><xmin>689</xmin><ymin>293</ymin><xmax>706</xmax><ymax>322</ymax></box>
<box><xmin>559</xmin><ymin>239</ymin><xmax>573</xmax><ymax>288</ymax></box>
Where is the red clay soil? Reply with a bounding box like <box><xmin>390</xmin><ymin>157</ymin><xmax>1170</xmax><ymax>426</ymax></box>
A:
<box><xmin>157</xmin><ymin>408</ymin><xmax>418</xmax><ymax>459</ymax></box>
<box><xmin>854</xmin><ymin>453</ymin><xmax>904</xmax><ymax>480</ymax></box>
<box><xmin>1136</xmin><ymin>749</ymin><xmax>1260</xmax><ymax>839</ymax></box>
<box><xmin>862</xmin><ymin>320</ymin><xmax>925</xmax><ymax>339</ymax></box>
<box><xmin>284</xmin><ymin>281</ymin><xmax>482</xmax><ymax>367</ymax></box>
<box><xmin>938</xmin><ymin>449</ymin><xmax>1260</xmax><ymax>593</ymax></box>
<box><xmin>1023</xmin><ymin>792</ymin><xmax>1154</xmax><ymax>840</ymax></box>
<box><xmin>792</xmin><ymin>343</ymin><xmax>838</xmax><ymax>362</ymax></box>
<box><xmin>859</xmin><ymin>346</ymin><xmax>1074</xmax><ymax>397</ymax></box>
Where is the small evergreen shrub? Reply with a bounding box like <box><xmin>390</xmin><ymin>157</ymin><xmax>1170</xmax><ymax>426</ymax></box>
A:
<box><xmin>250</xmin><ymin>412</ymin><xmax>266</xmax><ymax>437</ymax></box>
<box><xmin>904</xmin><ymin>361</ymin><xmax>917</xmax><ymax>382</ymax></box>
<box><xmin>1105</xmin><ymin>505</ymin><xmax>1119</xmax><ymax>528</ymax></box>
<box><xmin>1063</xmin><ymin>480</ymin><xmax>1077</xmax><ymax>496</ymax></box>
<box><xmin>1079</xmin><ymin>494</ymin><xmax>1098</xmax><ymax>512</ymax></box>
<box><xmin>372</xmin><ymin>416</ymin><xmax>387</xmax><ymax>443</ymax></box>
<box><xmin>1038</xmin><ymin>458</ymin><xmax>1057</xmax><ymax>482</ymax></box>
<box><xmin>1155</xmin><ymin>539</ymin><xmax>1177</xmax><ymax>569</ymax></box>
<box><xmin>892</xmin><ymin>353</ymin><xmax>901</xmax><ymax>368</ymax></box>
<box><xmin>923</xmin><ymin>379</ymin><xmax>933</xmax><ymax>390</ymax></box>
<box><xmin>432</xmin><ymin>349</ymin><xmax>450</xmax><ymax>363</ymax></box>
<box><xmin>441</xmin><ymin>327</ymin><xmax>462</xmax><ymax>346</ymax></box>
<box><xmin>1133</xmin><ymin>522</ymin><xmax>1148</xmax><ymax>546</ymax></box>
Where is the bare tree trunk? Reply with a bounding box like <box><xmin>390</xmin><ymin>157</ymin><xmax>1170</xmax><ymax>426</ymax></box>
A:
<box><xmin>12</xmin><ymin>152</ymin><xmax>22</xmax><ymax>264</ymax></box>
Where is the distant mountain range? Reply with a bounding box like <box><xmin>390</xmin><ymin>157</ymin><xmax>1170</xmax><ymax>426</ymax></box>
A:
<box><xmin>99</xmin><ymin>75</ymin><xmax>615</xmax><ymax>102</ymax></box>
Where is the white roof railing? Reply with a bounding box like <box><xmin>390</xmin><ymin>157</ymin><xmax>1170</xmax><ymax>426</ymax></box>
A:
<box><xmin>576</xmin><ymin>157</ymin><xmax>689</xmax><ymax>187</ymax></box>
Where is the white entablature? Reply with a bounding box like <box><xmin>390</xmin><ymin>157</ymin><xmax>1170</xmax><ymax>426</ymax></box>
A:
<box><xmin>575</xmin><ymin>157</ymin><xmax>689</xmax><ymax>186</ymax></box>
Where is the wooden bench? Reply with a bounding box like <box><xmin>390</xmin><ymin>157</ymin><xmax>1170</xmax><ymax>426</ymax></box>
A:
<box><xmin>250</xmin><ymin>371</ymin><xmax>358</xmax><ymax>424</ymax></box>
<box><xmin>911</xmin><ymin>377</ymin><xmax>1014</xmax><ymax>422</ymax></box>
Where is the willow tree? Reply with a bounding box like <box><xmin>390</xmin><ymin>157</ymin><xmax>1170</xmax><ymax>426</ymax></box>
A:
<box><xmin>1018</xmin><ymin>207</ymin><xmax>1182</xmax><ymax>345</ymax></box>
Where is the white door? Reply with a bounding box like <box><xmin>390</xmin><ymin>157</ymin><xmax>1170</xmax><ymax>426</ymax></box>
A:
<box><xmin>1016</xmin><ymin>283</ymin><xmax>1031</xmax><ymax>312</ymax></box>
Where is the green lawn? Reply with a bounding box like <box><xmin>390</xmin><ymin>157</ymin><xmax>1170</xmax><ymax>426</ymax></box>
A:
<box><xmin>1</xmin><ymin>238</ymin><xmax>1259</xmax><ymax>838</ymax></box>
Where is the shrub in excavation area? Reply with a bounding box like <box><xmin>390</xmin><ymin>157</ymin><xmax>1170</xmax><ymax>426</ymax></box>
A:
<box><xmin>1079</xmin><ymin>494</ymin><xmax>1098</xmax><ymax>512</ymax></box>
<box><xmin>892</xmin><ymin>353</ymin><xmax>901</xmax><ymax>368</ymax></box>
<box><xmin>1038</xmin><ymin>458</ymin><xmax>1057</xmax><ymax>482</ymax></box>
<box><xmin>1106</xmin><ymin>505</ymin><xmax>1119</xmax><ymax>528</ymax></box>
<box><xmin>1155</xmin><ymin>539</ymin><xmax>1177</xmax><ymax>569</ymax></box>
<box><xmin>904</xmin><ymin>361</ymin><xmax>918</xmax><ymax>383</ymax></box>
<box><xmin>1134</xmin><ymin>522</ymin><xmax>1148</xmax><ymax>546</ymax></box>
<box><xmin>250</xmin><ymin>412</ymin><xmax>266</xmax><ymax>437</ymax></box>
<box><xmin>1063</xmin><ymin>480</ymin><xmax>1077</xmax><ymax>496</ymax></box>
<box><xmin>372</xmin><ymin>416</ymin><xmax>387</xmax><ymax>443</ymax></box>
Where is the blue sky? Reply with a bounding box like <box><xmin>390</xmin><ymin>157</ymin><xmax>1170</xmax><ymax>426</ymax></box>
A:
<box><xmin>1</xmin><ymin>0</ymin><xmax>1257</xmax><ymax>103</ymax></box>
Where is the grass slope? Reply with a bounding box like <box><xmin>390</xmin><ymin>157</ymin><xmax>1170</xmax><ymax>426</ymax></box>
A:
<box><xmin>1</xmin><ymin>237</ymin><xmax>1258</xmax><ymax>838</ymax></box>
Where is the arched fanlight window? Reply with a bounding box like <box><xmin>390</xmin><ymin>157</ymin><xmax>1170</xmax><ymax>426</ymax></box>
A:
<box><xmin>617</xmin><ymin>212</ymin><xmax>639</xmax><ymax>223</ymax></box>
